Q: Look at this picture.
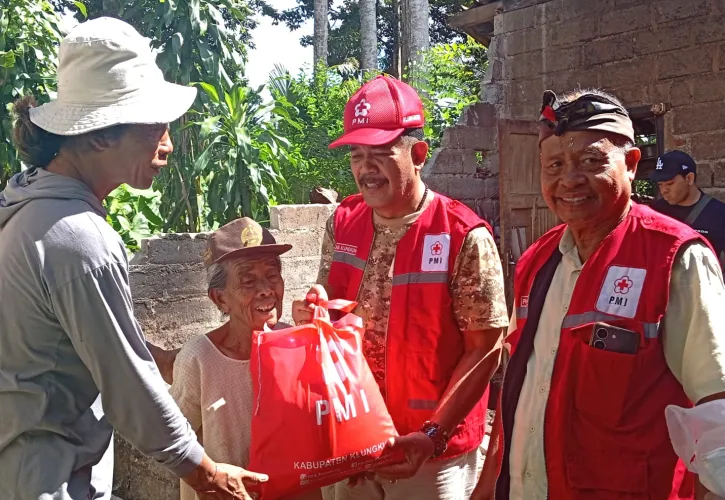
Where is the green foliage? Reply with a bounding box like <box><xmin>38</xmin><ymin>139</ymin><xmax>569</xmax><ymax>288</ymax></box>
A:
<box><xmin>159</xmin><ymin>81</ymin><xmax>293</xmax><ymax>229</ymax></box>
<box><xmin>88</xmin><ymin>0</ymin><xmax>276</xmax><ymax>232</ymax></box>
<box><xmin>1</xmin><ymin>1</ymin><xmax>489</xmax><ymax>254</ymax></box>
<box><xmin>104</xmin><ymin>185</ymin><xmax>164</xmax><ymax>252</ymax></box>
<box><xmin>56</xmin><ymin>0</ymin><xmax>258</xmax><ymax>78</ymax></box>
<box><xmin>113</xmin><ymin>0</ymin><xmax>250</xmax><ymax>87</ymax></box>
<box><xmin>0</xmin><ymin>0</ymin><xmax>63</xmax><ymax>186</ymax></box>
<box><xmin>408</xmin><ymin>37</ymin><xmax>488</xmax><ymax>149</ymax></box>
<box><xmin>269</xmin><ymin>63</ymin><xmax>362</xmax><ymax>203</ymax></box>
<box><xmin>268</xmin><ymin>39</ymin><xmax>487</xmax><ymax>202</ymax></box>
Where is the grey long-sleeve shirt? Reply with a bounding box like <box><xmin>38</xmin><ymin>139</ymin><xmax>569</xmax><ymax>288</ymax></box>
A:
<box><xmin>0</xmin><ymin>168</ymin><xmax>203</xmax><ymax>499</ymax></box>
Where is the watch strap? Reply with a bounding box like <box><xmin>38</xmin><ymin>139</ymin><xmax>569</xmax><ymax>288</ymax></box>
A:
<box><xmin>420</xmin><ymin>421</ymin><xmax>449</xmax><ymax>458</ymax></box>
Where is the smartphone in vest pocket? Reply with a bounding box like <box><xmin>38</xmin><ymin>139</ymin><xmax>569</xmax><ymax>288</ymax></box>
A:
<box><xmin>589</xmin><ymin>322</ymin><xmax>639</xmax><ymax>354</ymax></box>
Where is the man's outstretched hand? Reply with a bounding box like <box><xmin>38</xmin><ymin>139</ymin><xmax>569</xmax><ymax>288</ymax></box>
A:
<box><xmin>373</xmin><ymin>432</ymin><xmax>435</xmax><ymax>482</ymax></box>
<box><xmin>185</xmin><ymin>455</ymin><xmax>269</xmax><ymax>500</ymax></box>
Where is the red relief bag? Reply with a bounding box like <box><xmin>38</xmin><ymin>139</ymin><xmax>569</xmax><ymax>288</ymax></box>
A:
<box><xmin>248</xmin><ymin>299</ymin><xmax>402</xmax><ymax>499</ymax></box>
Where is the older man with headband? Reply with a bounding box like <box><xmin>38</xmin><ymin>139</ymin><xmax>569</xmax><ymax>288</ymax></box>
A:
<box><xmin>474</xmin><ymin>89</ymin><xmax>725</xmax><ymax>500</ymax></box>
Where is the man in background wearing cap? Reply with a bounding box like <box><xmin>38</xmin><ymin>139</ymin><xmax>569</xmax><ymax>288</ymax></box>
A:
<box><xmin>474</xmin><ymin>89</ymin><xmax>725</xmax><ymax>500</ymax></box>
<box><xmin>293</xmin><ymin>75</ymin><xmax>508</xmax><ymax>499</ymax></box>
<box><xmin>650</xmin><ymin>150</ymin><xmax>725</xmax><ymax>267</ymax></box>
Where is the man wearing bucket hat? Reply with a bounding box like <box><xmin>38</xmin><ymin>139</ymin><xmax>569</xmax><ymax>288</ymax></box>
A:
<box><xmin>0</xmin><ymin>17</ymin><xmax>267</xmax><ymax>499</ymax></box>
<box><xmin>649</xmin><ymin>150</ymin><xmax>725</xmax><ymax>267</ymax></box>
<box><xmin>293</xmin><ymin>75</ymin><xmax>509</xmax><ymax>499</ymax></box>
<box><xmin>473</xmin><ymin>89</ymin><xmax>725</xmax><ymax>500</ymax></box>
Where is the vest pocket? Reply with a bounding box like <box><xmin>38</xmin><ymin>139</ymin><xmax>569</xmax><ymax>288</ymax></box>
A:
<box><xmin>566</xmin><ymin>452</ymin><xmax>648</xmax><ymax>496</ymax></box>
<box><xmin>574</xmin><ymin>340</ymin><xmax>638</xmax><ymax>427</ymax></box>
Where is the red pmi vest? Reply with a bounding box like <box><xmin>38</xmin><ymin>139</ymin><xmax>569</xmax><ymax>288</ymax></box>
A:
<box><xmin>327</xmin><ymin>192</ymin><xmax>492</xmax><ymax>459</ymax></box>
<box><xmin>503</xmin><ymin>203</ymin><xmax>711</xmax><ymax>499</ymax></box>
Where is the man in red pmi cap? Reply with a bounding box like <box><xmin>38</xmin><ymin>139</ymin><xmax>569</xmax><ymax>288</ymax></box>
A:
<box><xmin>293</xmin><ymin>75</ymin><xmax>508</xmax><ymax>498</ymax></box>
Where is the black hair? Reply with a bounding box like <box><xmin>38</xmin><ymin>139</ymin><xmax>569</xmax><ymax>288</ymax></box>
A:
<box><xmin>12</xmin><ymin>95</ymin><xmax>130</xmax><ymax>168</ymax></box>
<box><xmin>12</xmin><ymin>96</ymin><xmax>66</xmax><ymax>168</ymax></box>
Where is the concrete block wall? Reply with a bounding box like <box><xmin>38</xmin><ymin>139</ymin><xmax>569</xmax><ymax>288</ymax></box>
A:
<box><xmin>113</xmin><ymin>204</ymin><xmax>333</xmax><ymax>500</ymax></box>
<box><xmin>423</xmin><ymin>103</ymin><xmax>502</xmax><ymax>232</ymax></box>
<box><xmin>486</xmin><ymin>0</ymin><xmax>725</xmax><ymax>198</ymax></box>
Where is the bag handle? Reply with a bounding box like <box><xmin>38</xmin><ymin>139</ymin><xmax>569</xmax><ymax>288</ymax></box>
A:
<box><xmin>314</xmin><ymin>299</ymin><xmax>357</xmax><ymax>318</ymax></box>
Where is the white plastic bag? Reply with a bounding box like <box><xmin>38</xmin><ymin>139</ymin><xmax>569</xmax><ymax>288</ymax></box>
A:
<box><xmin>665</xmin><ymin>401</ymin><xmax>725</xmax><ymax>497</ymax></box>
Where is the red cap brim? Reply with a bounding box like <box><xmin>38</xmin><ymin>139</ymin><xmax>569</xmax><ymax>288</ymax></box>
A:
<box><xmin>328</xmin><ymin>127</ymin><xmax>406</xmax><ymax>149</ymax></box>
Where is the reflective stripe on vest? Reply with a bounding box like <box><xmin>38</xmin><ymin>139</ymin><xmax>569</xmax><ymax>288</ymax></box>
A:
<box><xmin>408</xmin><ymin>399</ymin><xmax>438</xmax><ymax>410</ymax></box>
<box><xmin>516</xmin><ymin>306</ymin><xmax>528</xmax><ymax>319</ymax></box>
<box><xmin>332</xmin><ymin>251</ymin><xmax>366</xmax><ymax>270</ymax></box>
<box><xmin>562</xmin><ymin>311</ymin><xmax>660</xmax><ymax>339</ymax></box>
<box><xmin>392</xmin><ymin>272</ymin><xmax>448</xmax><ymax>286</ymax></box>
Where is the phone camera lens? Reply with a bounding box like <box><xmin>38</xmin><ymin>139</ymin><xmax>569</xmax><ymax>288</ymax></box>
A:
<box><xmin>596</xmin><ymin>328</ymin><xmax>608</xmax><ymax>339</ymax></box>
<box><xmin>593</xmin><ymin>340</ymin><xmax>606</xmax><ymax>350</ymax></box>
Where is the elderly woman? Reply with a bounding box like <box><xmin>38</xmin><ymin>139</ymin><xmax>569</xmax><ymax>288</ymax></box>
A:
<box><xmin>0</xmin><ymin>17</ymin><xmax>265</xmax><ymax>499</ymax></box>
<box><xmin>170</xmin><ymin>218</ymin><xmax>321</xmax><ymax>500</ymax></box>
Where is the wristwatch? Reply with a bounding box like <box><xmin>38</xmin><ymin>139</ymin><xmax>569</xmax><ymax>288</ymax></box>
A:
<box><xmin>420</xmin><ymin>421</ymin><xmax>450</xmax><ymax>458</ymax></box>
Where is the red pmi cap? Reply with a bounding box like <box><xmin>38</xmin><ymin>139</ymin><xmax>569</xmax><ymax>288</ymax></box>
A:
<box><xmin>329</xmin><ymin>75</ymin><xmax>425</xmax><ymax>149</ymax></box>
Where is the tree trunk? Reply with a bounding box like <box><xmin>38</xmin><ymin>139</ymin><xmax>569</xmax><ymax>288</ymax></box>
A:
<box><xmin>400</xmin><ymin>0</ymin><xmax>410</xmax><ymax>78</ymax></box>
<box><xmin>359</xmin><ymin>0</ymin><xmax>377</xmax><ymax>72</ymax></box>
<box><xmin>390</xmin><ymin>0</ymin><xmax>401</xmax><ymax>78</ymax></box>
<box><xmin>401</xmin><ymin>0</ymin><xmax>429</xmax><ymax>81</ymax></box>
<box><xmin>313</xmin><ymin>0</ymin><xmax>329</xmax><ymax>69</ymax></box>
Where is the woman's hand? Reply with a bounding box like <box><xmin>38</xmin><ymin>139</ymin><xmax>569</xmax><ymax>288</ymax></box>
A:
<box><xmin>184</xmin><ymin>454</ymin><xmax>268</xmax><ymax>500</ymax></box>
<box><xmin>291</xmin><ymin>285</ymin><xmax>328</xmax><ymax>325</ymax></box>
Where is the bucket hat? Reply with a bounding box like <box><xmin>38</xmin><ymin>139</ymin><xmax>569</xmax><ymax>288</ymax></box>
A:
<box><xmin>29</xmin><ymin>17</ymin><xmax>197</xmax><ymax>136</ymax></box>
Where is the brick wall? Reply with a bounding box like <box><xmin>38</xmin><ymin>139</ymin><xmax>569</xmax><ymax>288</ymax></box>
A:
<box><xmin>423</xmin><ymin>103</ymin><xmax>501</xmax><ymax>232</ymax></box>
<box><xmin>113</xmin><ymin>204</ymin><xmax>333</xmax><ymax>500</ymax></box>
<box><xmin>486</xmin><ymin>0</ymin><xmax>725</xmax><ymax>198</ymax></box>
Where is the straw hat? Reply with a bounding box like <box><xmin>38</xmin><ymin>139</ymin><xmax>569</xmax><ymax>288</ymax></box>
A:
<box><xmin>29</xmin><ymin>17</ymin><xmax>197</xmax><ymax>136</ymax></box>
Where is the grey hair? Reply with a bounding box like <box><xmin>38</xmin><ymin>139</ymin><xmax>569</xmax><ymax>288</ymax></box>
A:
<box><xmin>206</xmin><ymin>262</ymin><xmax>229</xmax><ymax>319</ymax></box>
<box><xmin>206</xmin><ymin>262</ymin><xmax>228</xmax><ymax>291</ymax></box>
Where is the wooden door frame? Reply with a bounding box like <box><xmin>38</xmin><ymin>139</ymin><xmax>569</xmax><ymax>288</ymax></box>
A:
<box><xmin>498</xmin><ymin>119</ymin><xmax>541</xmax><ymax>279</ymax></box>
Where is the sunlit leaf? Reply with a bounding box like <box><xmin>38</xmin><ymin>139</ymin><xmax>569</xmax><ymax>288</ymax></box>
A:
<box><xmin>171</xmin><ymin>32</ymin><xmax>183</xmax><ymax>53</ymax></box>
<box><xmin>73</xmin><ymin>1</ymin><xmax>87</xmax><ymax>18</ymax></box>
<box><xmin>0</xmin><ymin>51</ymin><xmax>15</xmax><ymax>68</ymax></box>
<box><xmin>139</xmin><ymin>198</ymin><xmax>164</xmax><ymax>227</ymax></box>
<box><xmin>194</xmin><ymin>135</ymin><xmax>223</xmax><ymax>174</ymax></box>
<box><xmin>197</xmin><ymin>82</ymin><xmax>220</xmax><ymax>103</ymax></box>
<box><xmin>189</xmin><ymin>0</ymin><xmax>201</xmax><ymax>33</ymax></box>
<box><xmin>199</xmin><ymin>116</ymin><xmax>221</xmax><ymax>138</ymax></box>
<box><xmin>116</xmin><ymin>215</ymin><xmax>131</xmax><ymax>232</ymax></box>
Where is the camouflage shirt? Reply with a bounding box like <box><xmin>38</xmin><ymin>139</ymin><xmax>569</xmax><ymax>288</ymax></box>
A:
<box><xmin>317</xmin><ymin>193</ymin><xmax>509</xmax><ymax>398</ymax></box>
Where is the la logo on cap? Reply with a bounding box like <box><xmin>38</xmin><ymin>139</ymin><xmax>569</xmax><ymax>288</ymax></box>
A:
<box><xmin>655</xmin><ymin>158</ymin><xmax>663</xmax><ymax>170</ymax></box>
